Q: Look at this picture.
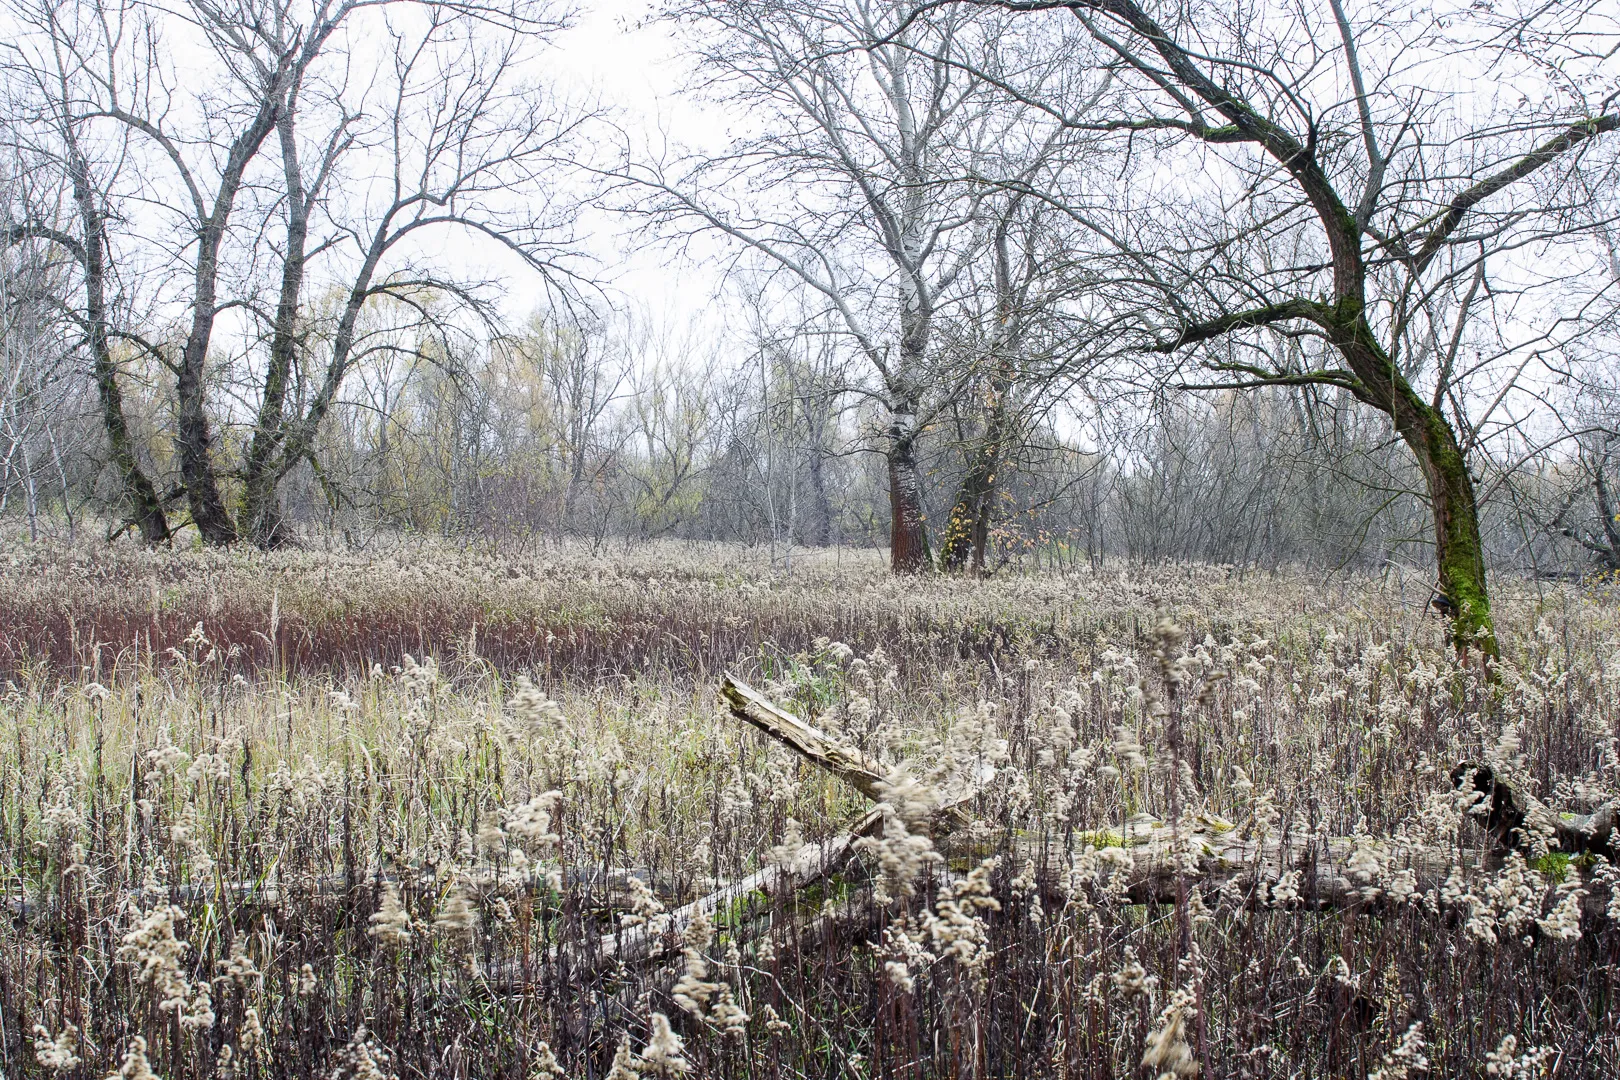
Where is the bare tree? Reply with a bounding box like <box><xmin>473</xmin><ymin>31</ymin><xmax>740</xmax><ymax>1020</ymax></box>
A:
<box><xmin>3</xmin><ymin>24</ymin><xmax>171</xmax><ymax>541</ymax></box>
<box><xmin>518</xmin><ymin>310</ymin><xmax>634</xmax><ymax>539</ymax></box>
<box><xmin>64</xmin><ymin>0</ymin><xmax>338</xmax><ymax>543</ymax></box>
<box><xmin>957</xmin><ymin>0</ymin><xmax>1620</xmax><ymax>653</ymax></box>
<box><xmin>233</xmin><ymin>1</ymin><xmax>584</xmax><ymax>546</ymax></box>
<box><xmin>7</xmin><ymin>0</ymin><xmax>585</xmax><ymax>546</ymax></box>
<box><xmin>623</xmin><ymin>0</ymin><xmax>1078</xmax><ymax>571</ymax></box>
<box><xmin>936</xmin><ymin>189</ymin><xmax>1092</xmax><ymax>571</ymax></box>
<box><xmin>1555</xmin><ymin>435</ymin><xmax>1620</xmax><ymax>573</ymax></box>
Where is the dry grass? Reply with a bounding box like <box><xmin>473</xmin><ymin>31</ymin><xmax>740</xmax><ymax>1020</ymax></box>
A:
<box><xmin>2</xmin><ymin>534</ymin><xmax>1618</xmax><ymax>1078</ymax></box>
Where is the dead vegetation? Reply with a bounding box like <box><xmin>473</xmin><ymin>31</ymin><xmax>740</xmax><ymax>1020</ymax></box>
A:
<box><xmin>2</xmin><ymin>536</ymin><xmax>1619</xmax><ymax>1077</ymax></box>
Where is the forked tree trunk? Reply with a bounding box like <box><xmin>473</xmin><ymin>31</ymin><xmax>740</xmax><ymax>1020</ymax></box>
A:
<box><xmin>174</xmin><ymin>199</ymin><xmax>249</xmax><ymax>546</ymax></box>
<box><xmin>943</xmin><ymin>214</ymin><xmax>1024</xmax><ymax>574</ymax></box>
<box><xmin>238</xmin><ymin>466</ymin><xmax>288</xmax><ymax>548</ymax></box>
<box><xmin>173</xmin><ymin>96</ymin><xmax>286</xmax><ymax>547</ymax></box>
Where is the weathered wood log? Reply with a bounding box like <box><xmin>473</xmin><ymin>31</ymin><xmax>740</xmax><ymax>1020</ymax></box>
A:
<box><xmin>483</xmin><ymin>807</ymin><xmax>886</xmax><ymax>990</ymax></box>
<box><xmin>581</xmin><ymin>806</ymin><xmax>885</xmax><ymax>969</ymax></box>
<box><xmin>721</xmin><ymin>677</ymin><xmax>1617</xmax><ymax>923</ymax></box>
<box><xmin>721</xmin><ymin>675</ymin><xmax>892</xmax><ymax>802</ymax></box>
<box><xmin>722</xmin><ymin>674</ymin><xmax>972</xmax><ymax>830</ymax></box>
<box><xmin>491</xmin><ymin>676</ymin><xmax>1002</xmax><ymax>990</ymax></box>
<box><xmin>1034</xmin><ymin>817</ymin><xmax>1471</xmax><ymax>912</ymax></box>
<box><xmin>488</xmin><ymin>685</ymin><xmax>1620</xmax><ymax>997</ymax></box>
<box><xmin>502</xmin><ymin>782</ymin><xmax>996</xmax><ymax>987</ymax></box>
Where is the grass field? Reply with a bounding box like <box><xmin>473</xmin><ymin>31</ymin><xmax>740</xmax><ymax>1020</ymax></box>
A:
<box><xmin>2</xmin><ymin>536</ymin><xmax>1617</xmax><ymax>1078</ymax></box>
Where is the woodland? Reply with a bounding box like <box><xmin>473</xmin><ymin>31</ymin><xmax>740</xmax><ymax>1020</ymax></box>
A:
<box><xmin>1</xmin><ymin>1</ymin><xmax>1619</xmax><ymax>1077</ymax></box>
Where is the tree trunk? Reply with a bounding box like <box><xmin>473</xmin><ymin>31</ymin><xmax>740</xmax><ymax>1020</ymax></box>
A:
<box><xmin>173</xmin><ymin>219</ymin><xmax>239</xmax><ymax>545</ymax></box>
<box><xmin>70</xmin><ymin>151</ymin><xmax>169</xmax><ymax>544</ymax></box>
<box><xmin>1405</xmin><ymin>405</ymin><xmax>1496</xmax><ymax>657</ymax></box>
<box><xmin>888</xmin><ymin>415</ymin><xmax>930</xmax><ymax>573</ymax></box>
<box><xmin>1590</xmin><ymin>448</ymin><xmax>1620</xmax><ymax>571</ymax></box>
<box><xmin>175</xmin><ymin>329</ymin><xmax>237</xmax><ymax>545</ymax></box>
<box><xmin>944</xmin><ymin>214</ymin><xmax>1024</xmax><ymax>574</ymax></box>
<box><xmin>802</xmin><ymin>391</ymin><xmax>834</xmax><ymax>547</ymax></box>
<box><xmin>1332</xmin><ymin>313</ymin><xmax>1497</xmax><ymax>658</ymax></box>
<box><xmin>238</xmin><ymin>112</ymin><xmax>309</xmax><ymax>549</ymax></box>
<box><xmin>942</xmin><ymin>381</ymin><xmax>1011</xmax><ymax>573</ymax></box>
<box><xmin>942</xmin><ymin>443</ymin><xmax>995</xmax><ymax>572</ymax></box>
<box><xmin>805</xmin><ymin>442</ymin><xmax>833</xmax><ymax>547</ymax></box>
<box><xmin>889</xmin><ymin>257</ymin><xmax>933</xmax><ymax>573</ymax></box>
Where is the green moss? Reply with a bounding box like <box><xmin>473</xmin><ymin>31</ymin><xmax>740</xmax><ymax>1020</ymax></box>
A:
<box><xmin>1528</xmin><ymin>851</ymin><xmax>1596</xmax><ymax>883</ymax></box>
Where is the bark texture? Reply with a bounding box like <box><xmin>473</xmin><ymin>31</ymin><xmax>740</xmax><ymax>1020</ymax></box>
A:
<box><xmin>238</xmin><ymin>109</ymin><xmax>311</xmax><ymax>548</ymax></box>
<box><xmin>68</xmin><ymin>151</ymin><xmax>169</xmax><ymax>543</ymax></box>
<box><xmin>888</xmin><ymin>426</ymin><xmax>931</xmax><ymax>573</ymax></box>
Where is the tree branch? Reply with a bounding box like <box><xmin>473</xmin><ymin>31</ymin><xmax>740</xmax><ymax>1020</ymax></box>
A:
<box><xmin>1405</xmin><ymin>113</ymin><xmax>1620</xmax><ymax>276</ymax></box>
<box><xmin>1151</xmin><ymin>298</ymin><xmax>1329</xmax><ymax>352</ymax></box>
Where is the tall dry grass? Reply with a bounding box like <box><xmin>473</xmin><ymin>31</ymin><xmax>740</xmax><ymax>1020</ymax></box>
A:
<box><xmin>2</xmin><ymin>534</ymin><xmax>1618</xmax><ymax>1077</ymax></box>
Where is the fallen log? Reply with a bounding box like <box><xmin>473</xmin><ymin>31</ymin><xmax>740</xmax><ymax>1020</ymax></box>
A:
<box><xmin>492</xmin><ymin>681</ymin><xmax>993</xmax><ymax>990</ymax></box>
<box><xmin>581</xmin><ymin>805</ymin><xmax>885</xmax><ymax>969</ymax></box>
<box><xmin>499</xmin><ymin>782</ymin><xmax>991</xmax><ymax>988</ymax></box>
<box><xmin>719</xmin><ymin>677</ymin><xmax>1618</xmax><ymax>923</ymax></box>
<box><xmin>1048</xmin><ymin>817</ymin><xmax>1469</xmax><ymax>912</ymax></box>
<box><xmin>1449</xmin><ymin>762</ymin><xmax>1617</xmax><ymax>863</ymax></box>
<box><xmin>721</xmin><ymin>674</ymin><xmax>972</xmax><ymax>830</ymax></box>
<box><xmin>489</xmin><ymin>683</ymin><xmax>1620</xmax><ymax>997</ymax></box>
<box><xmin>721</xmin><ymin>676</ymin><xmax>892</xmax><ymax>804</ymax></box>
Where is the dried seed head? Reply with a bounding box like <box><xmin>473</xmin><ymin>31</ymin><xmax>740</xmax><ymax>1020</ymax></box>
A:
<box><xmin>369</xmin><ymin>885</ymin><xmax>412</xmax><ymax>949</ymax></box>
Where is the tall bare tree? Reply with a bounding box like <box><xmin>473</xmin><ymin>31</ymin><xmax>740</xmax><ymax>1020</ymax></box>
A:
<box><xmin>232</xmin><ymin>2</ymin><xmax>583</xmax><ymax>546</ymax></box>
<box><xmin>3</xmin><ymin>18</ymin><xmax>170</xmax><ymax>541</ymax></box>
<box><xmin>936</xmin><ymin>189</ymin><xmax>1091</xmax><ymax>571</ymax></box>
<box><xmin>959</xmin><ymin>0</ymin><xmax>1620</xmax><ymax>653</ymax></box>
<box><xmin>625</xmin><ymin>0</ymin><xmax>1077</xmax><ymax>571</ymax></box>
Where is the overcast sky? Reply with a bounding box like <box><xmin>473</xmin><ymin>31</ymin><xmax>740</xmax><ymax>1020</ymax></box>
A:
<box><xmin>544</xmin><ymin>1</ymin><xmax>738</xmax><ymax>328</ymax></box>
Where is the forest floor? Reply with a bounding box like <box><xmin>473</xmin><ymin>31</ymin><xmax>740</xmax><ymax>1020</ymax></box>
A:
<box><xmin>1</xmin><ymin>534</ymin><xmax>1617</xmax><ymax>1078</ymax></box>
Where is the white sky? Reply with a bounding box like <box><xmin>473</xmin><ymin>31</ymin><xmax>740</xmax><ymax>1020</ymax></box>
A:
<box><xmin>544</xmin><ymin>1</ymin><xmax>738</xmax><ymax>327</ymax></box>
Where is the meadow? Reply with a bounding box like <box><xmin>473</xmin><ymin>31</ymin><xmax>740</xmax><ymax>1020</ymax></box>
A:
<box><xmin>1</xmin><ymin>536</ymin><xmax>1617</xmax><ymax>1078</ymax></box>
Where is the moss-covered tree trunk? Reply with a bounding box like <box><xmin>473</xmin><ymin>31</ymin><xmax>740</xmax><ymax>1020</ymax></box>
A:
<box><xmin>1395</xmin><ymin>392</ymin><xmax>1496</xmax><ymax>658</ymax></box>
<box><xmin>1328</xmin><ymin>311</ymin><xmax>1498</xmax><ymax>659</ymax></box>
